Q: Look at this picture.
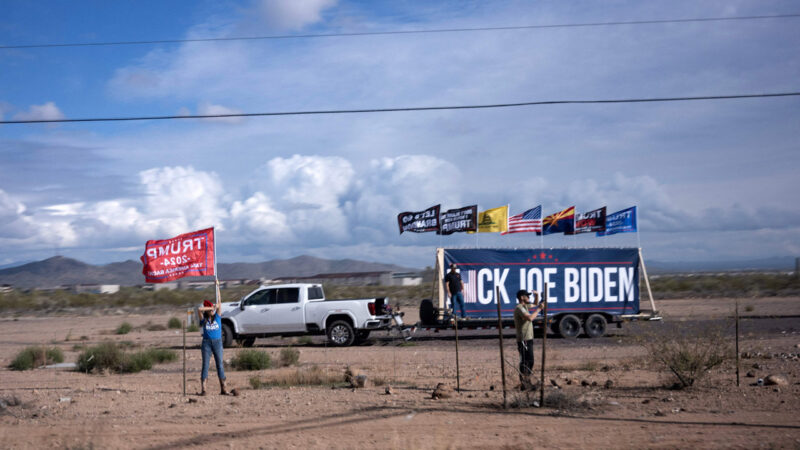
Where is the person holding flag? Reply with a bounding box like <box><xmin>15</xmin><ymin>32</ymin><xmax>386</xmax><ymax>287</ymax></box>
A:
<box><xmin>197</xmin><ymin>292</ymin><xmax>228</xmax><ymax>396</ymax></box>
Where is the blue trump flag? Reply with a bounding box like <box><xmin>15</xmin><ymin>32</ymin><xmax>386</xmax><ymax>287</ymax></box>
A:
<box><xmin>596</xmin><ymin>206</ymin><xmax>637</xmax><ymax>236</ymax></box>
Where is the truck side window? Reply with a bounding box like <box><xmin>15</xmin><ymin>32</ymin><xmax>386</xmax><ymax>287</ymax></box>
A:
<box><xmin>308</xmin><ymin>286</ymin><xmax>324</xmax><ymax>300</ymax></box>
<box><xmin>247</xmin><ymin>289</ymin><xmax>273</xmax><ymax>306</ymax></box>
<box><xmin>277</xmin><ymin>288</ymin><xmax>299</xmax><ymax>304</ymax></box>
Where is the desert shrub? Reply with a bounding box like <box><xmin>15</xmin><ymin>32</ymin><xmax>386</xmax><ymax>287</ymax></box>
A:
<box><xmin>250</xmin><ymin>365</ymin><xmax>344</xmax><ymax>388</ymax></box>
<box><xmin>249</xmin><ymin>376</ymin><xmax>263</xmax><ymax>389</ymax></box>
<box><xmin>77</xmin><ymin>342</ymin><xmax>125</xmax><ymax>373</ymax></box>
<box><xmin>167</xmin><ymin>317</ymin><xmax>182</xmax><ymax>329</ymax></box>
<box><xmin>115</xmin><ymin>322</ymin><xmax>133</xmax><ymax>335</ymax></box>
<box><xmin>146</xmin><ymin>322</ymin><xmax>167</xmax><ymax>331</ymax></box>
<box><xmin>279</xmin><ymin>347</ymin><xmax>300</xmax><ymax>367</ymax></box>
<box><xmin>640</xmin><ymin>324</ymin><xmax>731</xmax><ymax>389</ymax></box>
<box><xmin>9</xmin><ymin>346</ymin><xmax>64</xmax><ymax>370</ymax></box>
<box><xmin>296</xmin><ymin>336</ymin><xmax>313</xmax><ymax>346</ymax></box>
<box><xmin>144</xmin><ymin>348</ymin><xmax>177</xmax><ymax>364</ymax></box>
<box><xmin>187</xmin><ymin>324</ymin><xmax>199</xmax><ymax>332</ymax></box>
<box><xmin>744</xmin><ymin>305</ymin><xmax>754</xmax><ymax>312</ymax></box>
<box><xmin>76</xmin><ymin>342</ymin><xmax>170</xmax><ymax>374</ymax></box>
<box><xmin>124</xmin><ymin>352</ymin><xmax>153</xmax><ymax>372</ymax></box>
<box><xmin>230</xmin><ymin>349</ymin><xmax>271</xmax><ymax>371</ymax></box>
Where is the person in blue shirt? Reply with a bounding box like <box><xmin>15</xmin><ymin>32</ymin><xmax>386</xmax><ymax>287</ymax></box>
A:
<box><xmin>197</xmin><ymin>297</ymin><xmax>228</xmax><ymax>395</ymax></box>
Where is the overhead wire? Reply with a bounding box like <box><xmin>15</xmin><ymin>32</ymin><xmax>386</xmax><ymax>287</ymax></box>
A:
<box><xmin>2</xmin><ymin>92</ymin><xmax>799</xmax><ymax>125</ymax></box>
<box><xmin>1</xmin><ymin>13</ymin><xmax>799</xmax><ymax>50</ymax></box>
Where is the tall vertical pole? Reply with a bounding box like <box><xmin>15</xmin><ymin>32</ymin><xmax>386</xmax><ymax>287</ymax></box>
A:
<box><xmin>495</xmin><ymin>286</ymin><xmax>507</xmax><ymax>409</ymax></box>
<box><xmin>182</xmin><ymin>318</ymin><xmax>187</xmax><ymax>396</ymax></box>
<box><xmin>735</xmin><ymin>298</ymin><xmax>740</xmax><ymax>387</ymax></box>
<box><xmin>540</xmin><ymin>283</ymin><xmax>548</xmax><ymax>407</ymax></box>
<box><xmin>638</xmin><ymin>248</ymin><xmax>657</xmax><ymax>313</ymax></box>
<box><xmin>454</xmin><ymin>317</ymin><xmax>461</xmax><ymax>393</ymax></box>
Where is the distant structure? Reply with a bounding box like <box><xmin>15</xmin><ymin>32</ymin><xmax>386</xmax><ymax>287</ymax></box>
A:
<box><xmin>72</xmin><ymin>284</ymin><xmax>120</xmax><ymax>294</ymax></box>
<box><xmin>279</xmin><ymin>271</ymin><xmax>422</xmax><ymax>287</ymax></box>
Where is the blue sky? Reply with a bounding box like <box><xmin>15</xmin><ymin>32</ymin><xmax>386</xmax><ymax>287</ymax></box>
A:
<box><xmin>1</xmin><ymin>0</ymin><xmax>799</xmax><ymax>269</ymax></box>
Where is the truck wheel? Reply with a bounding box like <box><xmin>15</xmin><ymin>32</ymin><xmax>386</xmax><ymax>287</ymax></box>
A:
<box><xmin>354</xmin><ymin>330</ymin><xmax>370</xmax><ymax>343</ymax></box>
<box><xmin>327</xmin><ymin>320</ymin><xmax>355</xmax><ymax>347</ymax></box>
<box><xmin>557</xmin><ymin>314</ymin><xmax>581</xmax><ymax>339</ymax></box>
<box><xmin>419</xmin><ymin>299</ymin><xmax>436</xmax><ymax>325</ymax></box>
<box><xmin>584</xmin><ymin>314</ymin><xmax>607</xmax><ymax>338</ymax></box>
<box><xmin>240</xmin><ymin>337</ymin><xmax>256</xmax><ymax>347</ymax></box>
<box><xmin>221</xmin><ymin>323</ymin><xmax>233</xmax><ymax>348</ymax></box>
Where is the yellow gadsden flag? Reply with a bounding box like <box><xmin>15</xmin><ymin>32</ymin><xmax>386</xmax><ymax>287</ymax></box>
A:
<box><xmin>475</xmin><ymin>205</ymin><xmax>508</xmax><ymax>233</ymax></box>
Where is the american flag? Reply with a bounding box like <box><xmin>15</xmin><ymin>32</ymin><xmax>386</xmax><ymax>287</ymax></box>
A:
<box><xmin>502</xmin><ymin>206</ymin><xmax>542</xmax><ymax>234</ymax></box>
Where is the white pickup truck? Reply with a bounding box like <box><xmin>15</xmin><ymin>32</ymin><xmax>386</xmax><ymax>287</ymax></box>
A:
<box><xmin>218</xmin><ymin>283</ymin><xmax>394</xmax><ymax>347</ymax></box>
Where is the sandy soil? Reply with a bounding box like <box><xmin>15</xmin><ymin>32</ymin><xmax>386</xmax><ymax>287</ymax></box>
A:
<box><xmin>0</xmin><ymin>297</ymin><xmax>798</xmax><ymax>449</ymax></box>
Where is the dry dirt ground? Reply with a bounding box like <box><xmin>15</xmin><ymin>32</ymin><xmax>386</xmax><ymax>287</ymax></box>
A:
<box><xmin>1</xmin><ymin>297</ymin><xmax>799</xmax><ymax>449</ymax></box>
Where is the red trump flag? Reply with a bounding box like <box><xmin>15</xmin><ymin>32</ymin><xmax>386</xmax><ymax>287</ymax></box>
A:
<box><xmin>141</xmin><ymin>228</ymin><xmax>216</xmax><ymax>283</ymax></box>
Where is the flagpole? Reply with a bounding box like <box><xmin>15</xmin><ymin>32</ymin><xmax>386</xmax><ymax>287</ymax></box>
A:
<box><xmin>213</xmin><ymin>227</ymin><xmax>220</xmax><ymax>304</ymax></box>
<box><xmin>540</xmin><ymin>205</ymin><xmax>544</xmax><ymax>249</ymax></box>
<box><xmin>635</xmin><ymin>206</ymin><xmax>642</xmax><ymax>250</ymax></box>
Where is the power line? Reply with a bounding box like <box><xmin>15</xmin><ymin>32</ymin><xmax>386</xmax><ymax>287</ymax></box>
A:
<box><xmin>2</xmin><ymin>13</ymin><xmax>799</xmax><ymax>50</ymax></box>
<box><xmin>3</xmin><ymin>92</ymin><xmax>799</xmax><ymax>125</ymax></box>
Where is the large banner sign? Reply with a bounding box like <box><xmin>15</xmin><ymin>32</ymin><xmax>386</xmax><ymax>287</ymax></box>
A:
<box><xmin>443</xmin><ymin>248</ymin><xmax>640</xmax><ymax>319</ymax></box>
<box><xmin>438</xmin><ymin>205</ymin><xmax>477</xmax><ymax>235</ymax></box>
<box><xmin>397</xmin><ymin>205</ymin><xmax>441</xmax><ymax>234</ymax></box>
<box><xmin>141</xmin><ymin>228</ymin><xmax>216</xmax><ymax>283</ymax></box>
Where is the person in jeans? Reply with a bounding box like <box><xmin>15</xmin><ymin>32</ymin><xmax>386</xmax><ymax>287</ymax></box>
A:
<box><xmin>197</xmin><ymin>298</ymin><xmax>228</xmax><ymax>395</ymax></box>
<box><xmin>444</xmin><ymin>263</ymin><xmax>466</xmax><ymax>318</ymax></box>
<box><xmin>513</xmin><ymin>289</ymin><xmax>542</xmax><ymax>390</ymax></box>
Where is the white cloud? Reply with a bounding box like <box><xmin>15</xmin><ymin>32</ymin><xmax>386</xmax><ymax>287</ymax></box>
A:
<box><xmin>139</xmin><ymin>166</ymin><xmax>229</xmax><ymax>235</ymax></box>
<box><xmin>252</xmin><ymin>0</ymin><xmax>337</xmax><ymax>30</ymax></box>
<box><xmin>12</xmin><ymin>102</ymin><xmax>65</xmax><ymax>122</ymax></box>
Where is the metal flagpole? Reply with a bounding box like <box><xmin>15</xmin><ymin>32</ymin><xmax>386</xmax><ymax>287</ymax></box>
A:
<box><xmin>213</xmin><ymin>227</ymin><xmax>220</xmax><ymax>304</ymax></box>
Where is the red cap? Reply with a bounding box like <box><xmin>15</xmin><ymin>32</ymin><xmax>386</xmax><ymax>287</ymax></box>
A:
<box><xmin>203</xmin><ymin>300</ymin><xmax>213</xmax><ymax>307</ymax></box>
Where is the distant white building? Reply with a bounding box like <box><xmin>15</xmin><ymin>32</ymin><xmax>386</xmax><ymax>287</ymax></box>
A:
<box><xmin>282</xmin><ymin>271</ymin><xmax>422</xmax><ymax>287</ymax></box>
<box><xmin>73</xmin><ymin>284</ymin><xmax>120</xmax><ymax>294</ymax></box>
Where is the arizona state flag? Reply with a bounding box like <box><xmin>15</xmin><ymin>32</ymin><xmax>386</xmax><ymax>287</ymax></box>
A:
<box><xmin>474</xmin><ymin>205</ymin><xmax>508</xmax><ymax>233</ymax></box>
<box><xmin>541</xmin><ymin>206</ymin><xmax>575</xmax><ymax>235</ymax></box>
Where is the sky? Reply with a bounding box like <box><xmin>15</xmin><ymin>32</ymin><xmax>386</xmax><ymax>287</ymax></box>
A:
<box><xmin>1</xmin><ymin>0</ymin><xmax>799</xmax><ymax>270</ymax></box>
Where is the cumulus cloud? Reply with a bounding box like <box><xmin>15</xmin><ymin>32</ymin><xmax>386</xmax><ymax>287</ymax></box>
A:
<box><xmin>12</xmin><ymin>102</ymin><xmax>65</xmax><ymax>122</ymax></box>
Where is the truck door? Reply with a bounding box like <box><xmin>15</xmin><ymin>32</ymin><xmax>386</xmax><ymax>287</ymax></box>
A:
<box><xmin>237</xmin><ymin>288</ymin><xmax>275</xmax><ymax>334</ymax></box>
<box><xmin>261</xmin><ymin>287</ymin><xmax>305</xmax><ymax>333</ymax></box>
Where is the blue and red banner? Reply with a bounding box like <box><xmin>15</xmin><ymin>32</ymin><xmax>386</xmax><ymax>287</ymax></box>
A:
<box><xmin>596</xmin><ymin>206</ymin><xmax>637</xmax><ymax>236</ymax></box>
<box><xmin>443</xmin><ymin>248</ymin><xmax>640</xmax><ymax>319</ymax></box>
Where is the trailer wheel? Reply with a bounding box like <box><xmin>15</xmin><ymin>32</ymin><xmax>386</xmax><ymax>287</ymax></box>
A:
<box><xmin>419</xmin><ymin>299</ymin><xmax>436</xmax><ymax>325</ymax></box>
<box><xmin>355</xmin><ymin>330</ymin><xmax>371</xmax><ymax>343</ymax></box>
<box><xmin>557</xmin><ymin>314</ymin><xmax>581</xmax><ymax>339</ymax></box>
<box><xmin>584</xmin><ymin>314</ymin><xmax>607</xmax><ymax>338</ymax></box>
<box><xmin>221</xmin><ymin>323</ymin><xmax>233</xmax><ymax>348</ymax></box>
<box><xmin>327</xmin><ymin>320</ymin><xmax>355</xmax><ymax>347</ymax></box>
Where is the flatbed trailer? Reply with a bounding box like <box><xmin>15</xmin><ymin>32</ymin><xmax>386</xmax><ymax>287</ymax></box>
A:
<box><xmin>417</xmin><ymin>247</ymin><xmax>662</xmax><ymax>338</ymax></box>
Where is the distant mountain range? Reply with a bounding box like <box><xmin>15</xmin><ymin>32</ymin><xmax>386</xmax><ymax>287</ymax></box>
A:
<box><xmin>647</xmin><ymin>256</ymin><xmax>797</xmax><ymax>274</ymax></box>
<box><xmin>0</xmin><ymin>254</ymin><xmax>795</xmax><ymax>289</ymax></box>
<box><xmin>0</xmin><ymin>255</ymin><xmax>418</xmax><ymax>289</ymax></box>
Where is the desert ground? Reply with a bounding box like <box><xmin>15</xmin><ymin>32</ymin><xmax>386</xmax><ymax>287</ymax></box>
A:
<box><xmin>1</xmin><ymin>297</ymin><xmax>798</xmax><ymax>449</ymax></box>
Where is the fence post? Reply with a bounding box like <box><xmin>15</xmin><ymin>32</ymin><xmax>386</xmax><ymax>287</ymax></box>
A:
<box><xmin>540</xmin><ymin>283</ymin><xmax>548</xmax><ymax>407</ymax></box>
<box><xmin>495</xmin><ymin>286</ymin><xmax>507</xmax><ymax>409</ymax></box>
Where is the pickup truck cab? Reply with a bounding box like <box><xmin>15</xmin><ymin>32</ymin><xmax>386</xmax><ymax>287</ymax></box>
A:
<box><xmin>218</xmin><ymin>283</ymin><xmax>393</xmax><ymax>347</ymax></box>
